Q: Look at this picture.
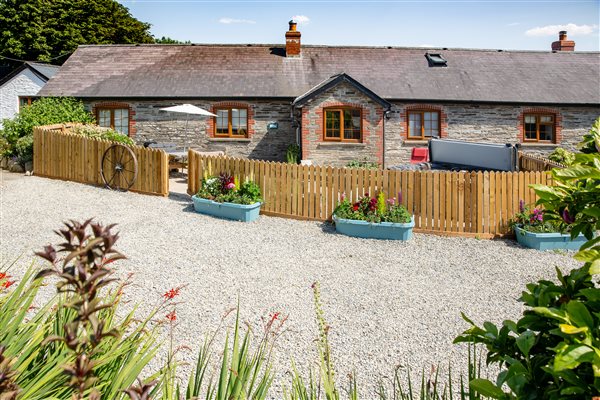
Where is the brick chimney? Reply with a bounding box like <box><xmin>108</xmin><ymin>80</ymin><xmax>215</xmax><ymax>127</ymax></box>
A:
<box><xmin>285</xmin><ymin>20</ymin><xmax>301</xmax><ymax>57</ymax></box>
<box><xmin>552</xmin><ymin>31</ymin><xmax>575</xmax><ymax>51</ymax></box>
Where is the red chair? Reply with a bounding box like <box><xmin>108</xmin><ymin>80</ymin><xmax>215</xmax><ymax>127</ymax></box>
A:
<box><xmin>410</xmin><ymin>147</ymin><xmax>429</xmax><ymax>164</ymax></box>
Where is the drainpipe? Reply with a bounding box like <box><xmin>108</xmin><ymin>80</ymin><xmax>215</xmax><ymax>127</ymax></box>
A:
<box><xmin>383</xmin><ymin>107</ymin><xmax>392</xmax><ymax>169</ymax></box>
<box><xmin>290</xmin><ymin>103</ymin><xmax>301</xmax><ymax>156</ymax></box>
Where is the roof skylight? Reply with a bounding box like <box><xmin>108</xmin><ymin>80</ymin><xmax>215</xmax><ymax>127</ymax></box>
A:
<box><xmin>425</xmin><ymin>53</ymin><xmax>447</xmax><ymax>67</ymax></box>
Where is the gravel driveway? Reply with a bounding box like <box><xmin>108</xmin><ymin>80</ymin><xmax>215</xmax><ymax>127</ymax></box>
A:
<box><xmin>0</xmin><ymin>172</ymin><xmax>580</xmax><ymax>397</ymax></box>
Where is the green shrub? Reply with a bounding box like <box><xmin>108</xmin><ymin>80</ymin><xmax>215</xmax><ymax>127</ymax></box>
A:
<box><xmin>456</xmin><ymin>120</ymin><xmax>600</xmax><ymax>399</ymax></box>
<box><xmin>346</xmin><ymin>159</ymin><xmax>379</xmax><ymax>170</ymax></box>
<box><xmin>580</xmin><ymin>117</ymin><xmax>600</xmax><ymax>154</ymax></box>
<box><xmin>14</xmin><ymin>135</ymin><xmax>34</xmax><ymax>163</ymax></box>
<box><xmin>548</xmin><ymin>147</ymin><xmax>575</xmax><ymax>166</ymax></box>
<box><xmin>286</xmin><ymin>143</ymin><xmax>300</xmax><ymax>164</ymax></box>
<box><xmin>0</xmin><ymin>97</ymin><xmax>93</xmax><ymax>162</ymax></box>
<box><xmin>71</xmin><ymin>125</ymin><xmax>134</xmax><ymax>146</ymax></box>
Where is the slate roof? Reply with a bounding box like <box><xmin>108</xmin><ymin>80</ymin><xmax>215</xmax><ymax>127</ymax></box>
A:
<box><xmin>38</xmin><ymin>44</ymin><xmax>600</xmax><ymax>105</ymax></box>
<box><xmin>0</xmin><ymin>62</ymin><xmax>60</xmax><ymax>87</ymax></box>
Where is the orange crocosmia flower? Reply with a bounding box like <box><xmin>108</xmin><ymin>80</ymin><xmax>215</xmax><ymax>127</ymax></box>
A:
<box><xmin>166</xmin><ymin>311</ymin><xmax>177</xmax><ymax>322</ymax></box>
<box><xmin>163</xmin><ymin>288</ymin><xmax>181</xmax><ymax>300</ymax></box>
<box><xmin>2</xmin><ymin>280</ymin><xmax>15</xmax><ymax>289</ymax></box>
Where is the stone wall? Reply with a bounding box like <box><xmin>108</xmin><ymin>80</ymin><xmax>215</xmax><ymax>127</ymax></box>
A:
<box><xmin>0</xmin><ymin>69</ymin><xmax>45</xmax><ymax>128</ymax></box>
<box><xmin>86</xmin><ymin>99</ymin><xmax>296</xmax><ymax>162</ymax></box>
<box><xmin>299</xmin><ymin>82</ymin><xmax>384</xmax><ymax>167</ymax></box>
<box><xmin>84</xmin><ymin>98</ymin><xmax>599</xmax><ymax>167</ymax></box>
<box><xmin>383</xmin><ymin>103</ymin><xmax>600</xmax><ymax>166</ymax></box>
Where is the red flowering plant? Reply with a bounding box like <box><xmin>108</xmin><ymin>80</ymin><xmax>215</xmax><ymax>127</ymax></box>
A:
<box><xmin>333</xmin><ymin>191</ymin><xmax>411</xmax><ymax>223</ymax></box>
<box><xmin>196</xmin><ymin>171</ymin><xmax>262</xmax><ymax>205</ymax></box>
<box><xmin>510</xmin><ymin>200</ymin><xmax>562</xmax><ymax>233</ymax></box>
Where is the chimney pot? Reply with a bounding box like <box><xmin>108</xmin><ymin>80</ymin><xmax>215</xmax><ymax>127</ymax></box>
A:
<box><xmin>285</xmin><ymin>20</ymin><xmax>301</xmax><ymax>57</ymax></box>
<box><xmin>551</xmin><ymin>30</ymin><xmax>575</xmax><ymax>52</ymax></box>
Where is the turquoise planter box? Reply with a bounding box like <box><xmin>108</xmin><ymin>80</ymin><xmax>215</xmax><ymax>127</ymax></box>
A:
<box><xmin>333</xmin><ymin>215</ymin><xmax>415</xmax><ymax>240</ymax></box>
<box><xmin>514</xmin><ymin>225</ymin><xmax>587</xmax><ymax>251</ymax></box>
<box><xmin>192</xmin><ymin>195</ymin><xmax>261</xmax><ymax>222</ymax></box>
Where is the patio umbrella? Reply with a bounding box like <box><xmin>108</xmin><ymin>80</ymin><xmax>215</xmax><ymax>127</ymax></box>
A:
<box><xmin>159</xmin><ymin>104</ymin><xmax>217</xmax><ymax>142</ymax></box>
<box><xmin>160</xmin><ymin>104</ymin><xmax>217</xmax><ymax>117</ymax></box>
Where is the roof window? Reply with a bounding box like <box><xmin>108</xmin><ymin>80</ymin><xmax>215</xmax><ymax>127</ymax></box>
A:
<box><xmin>425</xmin><ymin>53</ymin><xmax>447</xmax><ymax>67</ymax></box>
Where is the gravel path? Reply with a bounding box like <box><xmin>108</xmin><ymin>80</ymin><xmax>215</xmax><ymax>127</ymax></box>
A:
<box><xmin>0</xmin><ymin>172</ymin><xmax>581</xmax><ymax>398</ymax></box>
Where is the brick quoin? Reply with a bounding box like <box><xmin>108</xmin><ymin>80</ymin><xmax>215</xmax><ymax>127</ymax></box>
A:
<box><xmin>517</xmin><ymin>107</ymin><xmax>562</xmax><ymax>143</ymax></box>
<box><xmin>91</xmin><ymin>102</ymin><xmax>137</xmax><ymax>137</ymax></box>
<box><xmin>401</xmin><ymin>104</ymin><xmax>448</xmax><ymax>139</ymax></box>
<box><xmin>301</xmin><ymin>107</ymin><xmax>311</xmax><ymax>159</ymax></box>
<box><xmin>207</xmin><ymin>101</ymin><xmax>255</xmax><ymax>138</ymax></box>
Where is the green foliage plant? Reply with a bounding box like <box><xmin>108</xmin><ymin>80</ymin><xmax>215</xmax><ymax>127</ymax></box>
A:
<box><xmin>334</xmin><ymin>192</ymin><xmax>411</xmax><ymax>223</ymax></box>
<box><xmin>287</xmin><ymin>144</ymin><xmax>301</xmax><ymax>164</ymax></box>
<box><xmin>71</xmin><ymin>125</ymin><xmax>134</xmax><ymax>146</ymax></box>
<box><xmin>548</xmin><ymin>147</ymin><xmax>575</xmax><ymax>166</ymax></box>
<box><xmin>579</xmin><ymin>117</ymin><xmax>600</xmax><ymax>154</ymax></box>
<box><xmin>455</xmin><ymin>121</ymin><xmax>600</xmax><ymax>399</ymax></box>
<box><xmin>0</xmin><ymin>228</ymin><xmax>163</xmax><ymax>399</ymax></box>
<box><xmin>345</xmin><ymin>159</ymin><xmax>379</xmax><ymax>170</ymax></box>
<box><xmin>197</xmin><ymin>172</ymin><xmax>262</xmax><ymax>205</ymax></box>
<box><xmin>0</xmin><ymin>97</ymin><xmax>93</xmax><ymax>161</ymax></box>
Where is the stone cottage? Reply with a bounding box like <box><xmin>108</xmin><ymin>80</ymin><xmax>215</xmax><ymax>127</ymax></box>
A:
<box><xmin>0</xmin><ymin>62</ymin><xmax>60</xmax><ymax>128</ymax></box>
<box><xmin>38</xmin><ymin>24</ymin><xmax>599</xmax><ymax>167</ymax></box>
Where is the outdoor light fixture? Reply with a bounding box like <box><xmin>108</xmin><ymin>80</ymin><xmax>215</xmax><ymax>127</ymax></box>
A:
<box><xmin>267</xmin><ymin>122</ymin><xmax>279</xmax><ymax>129</ymax></box>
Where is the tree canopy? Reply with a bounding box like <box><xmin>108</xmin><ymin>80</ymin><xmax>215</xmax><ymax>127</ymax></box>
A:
<box><xmin>0</xmin><ymin>0</ymin><xmax>154</xmax><ymax>67</ymax></box>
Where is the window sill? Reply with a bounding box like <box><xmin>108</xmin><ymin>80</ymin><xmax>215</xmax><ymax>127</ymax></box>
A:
<box><xmin>208</xmin><ymin>137</ymin><xmax>251</xmax><ymax>143</ymax></box>
<box><xmin>519</xmin><ymin>142</ymin><xmax>558</xmax><ymax>148</ymax></box>
<box><xmin>317</xmin><ymin>142</ymin><xmax>366</xmax><ymax>148</ymax></box>
<box><xmin>403</xmin><ymin>140</ymin><xmax>430</xmax><ymax>145</ymax></box>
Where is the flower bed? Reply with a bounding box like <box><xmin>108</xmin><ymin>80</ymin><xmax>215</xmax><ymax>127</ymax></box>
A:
<box><xmin>194</xmin><ymin>172</ymin><xmax>262</xmax><ymax>222</ymax></box>
<box><xmin>332</xmin><ymin>192</ymin><xmax>414</xmax><ymax>240</ymax></box>
<box><xmin>511</xmin><ymin>201</ymin><xmax>586</xmax><ymax>250</ymax></box>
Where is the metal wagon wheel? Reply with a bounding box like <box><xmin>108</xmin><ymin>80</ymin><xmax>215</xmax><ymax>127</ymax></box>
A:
<box><xmin>101</xmin><ymin>144</ymin><xmax>138</xmax><ymax>191</ymax></box>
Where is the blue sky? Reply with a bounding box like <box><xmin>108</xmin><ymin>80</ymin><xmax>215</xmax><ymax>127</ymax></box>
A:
<box><xmin>120</xmin><ymin>0</ymin><xmax>600</xmax><ymax>51</ymax></box>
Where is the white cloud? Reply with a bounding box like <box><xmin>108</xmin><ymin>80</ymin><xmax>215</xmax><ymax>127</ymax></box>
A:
<box><xmin>292</xmin><ymin>15</ymin><xmax>310</xmax><ymax>24</ymax></box>
<box><xmin>525</xmin><ymin>23</ymin><xmax>597</xmax><ymax>37</ymax></box>
<box><xmin>507</xmin><ymin>22</ymin><xmax>520</xmax><ymax>27</ymax></box>
<box><xmin>219</xmin><ymin>17</ymin><xmax>256</xmax><ymax>25</ymax></box>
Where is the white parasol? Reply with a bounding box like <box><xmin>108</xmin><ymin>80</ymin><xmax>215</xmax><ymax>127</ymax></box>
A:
<box><xmin>159</xmin><ymin>104</ymin><xmax>217</xmax><ymax>142</ymax></box>
<box><xmin>159</xmin><ymin>104</ymin><xmax>217</xmax><ymax>117</ymax></box>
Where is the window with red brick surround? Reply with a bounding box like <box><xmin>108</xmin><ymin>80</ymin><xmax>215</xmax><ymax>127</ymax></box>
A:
<box><xmin>323</xmin><ymin>107</ymin><xmax>363</xmax><ymax>142</ymax></box>
<box><xmin>92</xmin><ymin>102</ymin><xmax>136</xmax><ymax>137</ymax></box>
<box><xmin>403</xmin><ymin>105</ymin><xmax>448</xmax><ymax>139</ymax></box>
<box><xmin>518</xmin><ymin>108</ymin><xmax>562</xmax><ymax>144</ymax></box>
<box><xmin>207</xmin><ymin>102</ymin><xmax>255</xmax><ymax>138</ymax></box>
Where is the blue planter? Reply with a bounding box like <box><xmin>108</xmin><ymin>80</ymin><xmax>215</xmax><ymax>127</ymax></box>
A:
<box><xmin>192</xmin><ymin>195</ymin><xmax>261</xmax><ymax>222</ymax></box>
<box><xmin>514</xmin><ymin>225</ymin><xmax>587</xmax><ymax>251</ymax></box>
<box><xmin>333</xmin><ymin>215</ymin><xmax>415</xmax><ymax>240</ymax></box>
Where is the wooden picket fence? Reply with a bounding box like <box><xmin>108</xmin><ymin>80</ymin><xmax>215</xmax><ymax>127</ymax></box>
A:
<box><xmin>519</xmin><ymin>151</ymin><xmax>564</xmax><ymax>172</ymax></box>
<box><xmin>188</xmin><ymin>150</ymin><xmax>554</xmax><ymax>238</ymax></box>
<box><xmin>33</xmin><ymin>124</ymin><xmax>170</xmax><ymax>196</ymax></box>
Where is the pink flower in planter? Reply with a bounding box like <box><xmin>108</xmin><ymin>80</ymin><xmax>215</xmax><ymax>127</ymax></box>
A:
<box><xmin>387</xmin><ymin>198</ymin><xmax>396</xmax><ymax>206</ymax></box>
<box><xmin>398</xmin><ymin>191</ymin><xmax>403</xmax><ymax>205</ymax></box>
<box><xmin>226</xmin><ymin>182</ymin><xmax>236</xmax><ymax>190</ymax></box>
<box><xmin>519</xmin><ymin>200</ymin><xmax>525</xmax><ymax>213</ymax></box>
